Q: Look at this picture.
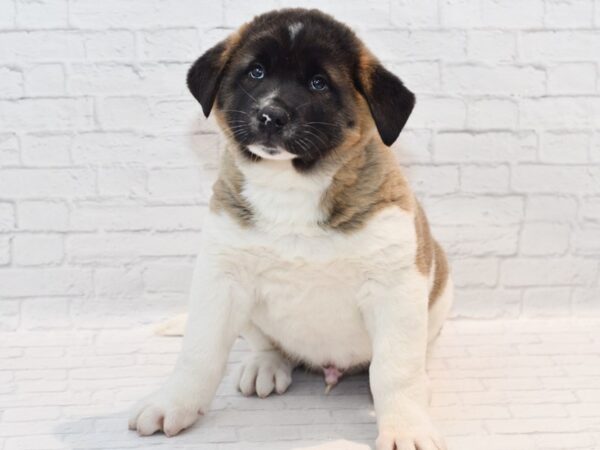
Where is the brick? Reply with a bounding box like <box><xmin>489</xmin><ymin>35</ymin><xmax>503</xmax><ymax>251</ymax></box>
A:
<box><xmin>390</xmin><ymin>0</ymin><xmax>439</xmax><ymax>27</ymax></box>
<box><xmin>81</xmin><ymin>31</ymin><xmax>136</xmax><ymax>60</ymax></box>
<box><xmin>461</xmin><ymin>165</ymin><xmax>509</xmax><ymax>193</ymax></box>
<box><xmin>0</xmin><ymin>202</ymin><xmax>15</xmax><ymax>230</ymax></box>
<box><xmin>393</xmin><ymin>129</ymin><xmax>433</xmax><ymax>163</ymax></box>
<box><xmin>0</xmin><ymin>66</ymin><xmax>23</xmax><ymax>98</ymax></box>
<box><xmin>451</xmin><ymin>288</ymin><xmax>521</xmax><ymax>319</ymax></box>
<box><xmin>15</xmin><ymin>0</ymin><xmax>68</xmax><ymax>28</ymax></box>
<box><xmin>389</xmin><ymin>61</ymin><xmax>441</xmax><ymax>94</ymax></box>
<box><xmin>143</xmin><ymin>261</ymin><xmax>194</xmax><ymax>292</ymax></box>
<box><xmin>0</xmin><ymin>31</ymin><xmax>85</xmax><ymax>62</ymax></box>
<box><xmin>141</xmin><ymin>28</ymin><xmax>198</xmax><ymax>61</ymax></box>
<box><xmin>147</xmin><ymin>167</ymin><xmax>209</xmax><ymax>199</ymax></box>
<box><xmin>0</xmin><ymin>133</ymin><xmax>19</xmax><ymax>165</ymax></box>
<box><xmin>572</xmin><ymin>288</ymin><xmax>600</xmax><ymax>316</ymax></box>
<box><xmin>0</xmin><ymin>168</ymin><xmax>96</xmax><ymax>198</ymax></box>
<box><xmin>540</xmin><ymin>132</ymin><xmax>590</xmax><ymax>163</ymax></box>
<box><xmin>0</xmin><ymin>0</ymin><xmax>16</xmax><ymax>28</ymax></box>
<box><xmin>0</xmin><ymin>268</ymin><xmax>92</xmax><ymax>297</ymax></box>
<box><xmin>545</xmin><ymin>0</ymin><xmax>594</xmax><ymax>28</ymax></box>
<box><xmin>435</xmin><ymin>132</ymin><xmax>536</xmax><ymax>163</ymax></box>
<box><xmin>18</xmin><ymin>201</ymin><xmax>69</xmax><ymax>231</ymax></box>
<box><xmin>436</xmin><ymin>225</ymin><xmax>519</xmax><ymax>256</ymax></box>
<box><xmin>24</xmin><ymin>63</ymin><xmax>65</xmax><ymax>96</ymax></box>
<box><xmin>405</xmin><ymin>165</ymin><xmax>459</xmax><ymax>195</ymax></box>
<box><xmin>0</xmin><ymin>299</ymin><xmax>20</xmax><ymax>330</ymax></box>
<box><xmin>97</xmin><ymin>165</ymin><xmax>147</xmax><ymax>197</ymax></box>
<box><xmin>0</xmin><ymin>98</ymin><xmax>94</xmax><ymax>131</ymax></box>
<box><xmin>94</xmin><ymin>267</ymin><xmax>143</xmax><ymax>297</ymax></box>
<box><xmin>525</xmin><ymin>195</ymin><xmax>578</xmax><ymax>222</ymax></box>
<box><xmin>445</xmin><ymin>64</ymin><xmax>545</xmax><ymax>96</ymax></box>
<box><xmin>409</xmin><ymin>97</ymin><xmax>466</xmax><ymax>129</ymax></box>
<box><xmin>13</xmin><ymin>234</ymin><xmax>63</xmax><ymax>266</ymax></box>
<box><xmin>0</xmin><ymin>236</ymin><xmax>10</xmax><ymax>265</ymax></box>
<box><xmin>573</xmin><ymin>225</ymin><xmax>600</xmax><ymax>256</ymax></box>
<box><xmin>425</xmin><ymin>195</ymin><xmax>524</xmax><ymax>226</ymax></box>
<box><xmin>479</xmin><ymin>0</ymin><xmax>544</xmax><ymax>28</ymax></box>
<box><xmin>467</xmin><ymin>98</ymin><xmax>518</xmax><ymax>130</ymax></box>
<box><xmin>280</xmin><ymin>0</ymin><xmax>391</xmax><ymax>29</ymax></box>
<box><xmin>520</xmin><ymin>223</ymin><xmax>571</xmax><ymax>256</ymax></box>
<box><xmin>467</xmin><ymin>31</ymin><xmax>516</xmax><ymax>61</ymax></box>
<box><xmin>440</xmin><ymin>0</ymin><xmax>481</xmax><ymax>27</ymax></box>
<box><xmin>501</xmin><ymin>258</ymin><xmax>597</xmax><ymax>287</ymax></box>
<box><xmin>21</xmin><ymin>298</ymin><xmax>71</xmax><ymax>329</ymax></box>
<box><xmin>21</xmin><ymin>133</ymin><xmax>72</xmax><ymax>166</ymax></box>
<box><xmin>548</xmin><ymin>63</ymin><xmax>597</xmax><ymax>95</ymax></box>
<box><xmin>512</xmin><ymin>165</ymin><xmax>600</xmax><ymax>194</ymax></box>
<box><xmin>520</xmin><ymin>31</ymin><xmax>600</xmax><ymax>62</ymax></box>
<box><xmin>452</xmin><ymin>257</ymin><xmax>498</xmax><ymax>287</ymax></box>
<box><xmin>522</xmin><ymin>287</ymin><xmax>572</xmax><ymax>317</ymax></box>
<box><xmin>364</xmin><ymin>30</ymin><xmax>467</xmax><ymax>62</ymax></box>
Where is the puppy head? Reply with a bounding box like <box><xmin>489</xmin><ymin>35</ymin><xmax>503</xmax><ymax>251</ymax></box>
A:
<box><xmin>187</xmin><ymin>8</ymin><xmax>415</xmax><ymax>170</ymax></box>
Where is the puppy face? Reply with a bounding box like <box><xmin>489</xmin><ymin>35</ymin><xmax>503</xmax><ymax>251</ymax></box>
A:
<box><xmin>187</xmin><ymin>9</ymin><xmax>415</xmax><ymax>171</ymax></box>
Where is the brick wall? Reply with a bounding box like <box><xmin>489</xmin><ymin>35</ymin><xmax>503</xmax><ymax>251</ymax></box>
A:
<box><xmin>0</xmin><ymin>0</ymin><xmax>599</xmax><ymax>329</ymax></box>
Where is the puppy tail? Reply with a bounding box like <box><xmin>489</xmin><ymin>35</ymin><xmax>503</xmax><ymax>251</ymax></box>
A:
<box><xmin>154</xmin><ymin>313</ymin><xmax>188</xmax><ymax>336</ymax></box>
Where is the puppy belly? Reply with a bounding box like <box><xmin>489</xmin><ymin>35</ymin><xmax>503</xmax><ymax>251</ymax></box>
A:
<box><xmin>250</xmin><ymin>266</ymin><xmax>372</xmax><ymax>370</ymax></box>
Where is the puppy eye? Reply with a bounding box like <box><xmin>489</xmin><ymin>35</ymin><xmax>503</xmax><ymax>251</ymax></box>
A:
<box><xmin>309</xmin><ymin>75</ymin><xmax>328</xmax><ymax>92</ymax></box>
<box><xmin>249</xmin><ymin>63</ymin><xmax>266</xmax><ymax>79</ymax></box>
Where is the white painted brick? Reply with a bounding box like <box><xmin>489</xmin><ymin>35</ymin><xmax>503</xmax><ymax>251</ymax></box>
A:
<box><xmin>147</xmin><ymin>167</ymin><xmax>209</xmax><ymax>199</ymax></box>
<box><xmin>467</xmin><ymin>31</ymin><xmax>516</xmax><ymax>62</ymax></box>
<box><xmin>409</xmin><ymin>97</ymin><xmax>466</xmax><ymax>129</ymax></box>
<box><xmin>143</xmin><ymin>261</ymin><xmax>194</xmax><ymax>292</ymax></box>
<box><xmin>461</xmin><ymin>165</ymin><xmax>509</xmax><ymax>193</ymax></box>
<box><xmin>405</xmin><ymin>165</ymin><xmax>459</xmax><ymax>195</ymax></box>
<box><xmin>467</xmin><ymin>98</ymin><xmax>518</xmax><ymax>130</ymax></box>
<box><xmin>479</xmin><ymin>0</ymin><xmax>544</xmax><ymax>28</ymax></box>
<box><xmin>21</xmin><ymin>133</ymin><xmax>72</xmax><ymax>166</ymax></box>
<box><xmin>394</xmin><ymin>129</ymin><xmax>433</xmax><ymax>163</ymax></box>
<box><xmin>17</xmin><ymin>201</ymin><xmax>69</xmax><ymax>231</ymax></box>
<box><xmin>520</xmin><ymin>31</ymin><xmax>600</xmax><ymax>62</ymax></box>
<box><xmin>81</xmin><ymin>31</ymin><xmax>136</xmax><ymax>60</ymax></box>
<box><xmin>425</xmin><ymin>195</ymin><xmax>524</xmax><ymax>226</ymax></box>
<box><xmin>440</xmin><ymin>0</ymin><xmax>480</xmax><ymax>27</ymax></box>
<box><xmin>0</xmin><ymin>268</ymin><xmax>92</xmax><ymax>297</ymax></box>
<box><xmin>94</xmin><ymin>267</ymin><xmax>143</xmax><ymax>297</ymax></box>
<box><xmin>545</xmin><ymin>0</ymin><xmax>594</xmax><ymax>28</ymax></box>
<box><xmin>547</xmin><ymin>63</ymin><xmax>597</xmax><ymax>95</ymax></box>
<box><xmin>445</xmin><ymin>64</ymin><xmax>544</xmax><ymax>96</ymax></box>
<box><xmin>141</xmin><ymin>28</ymin><xmax>198</xmax><ymax>61</ymax></box>
<box><xmin>0</xmin><ymin>235</ymin><xmax>10</xmax><ymax>265</ymax></box>
<box><xmin>363</xmin><ymin>30</ymin><xmax>467</xmax><ymax>62</ymax></box>
<box><xmin>540</xmin><ymin>132</ymin><xmax>590</xmax><ymax>163</ymax></box>
<box><xmin>0</xmin><ymin>202</ymin><xmax>16</xmax><ymax>231</ymax></box>
<box><xmin>512</xmin><ymin>165</ymin><xmax>600</xmax><ymax>194</ymax></box>
<box><xmin>390</xmin><ymin>62</ymin><xmax>441</xmax><ymax>94</ymax></box>
<box><xmin>0</xmin><ymin>168</ymin><xmax>96</xmax><ymax>198</ymax></box>
<box><xmin>525</xmin><ymin>195</ymin><xmax>578</xmax><ymax>223</ymax></box>
<box><xmin>522</xmin><ymin>287</ymin><xmax>572</xmax><ymax>317</ymax></box>
<box><xmin>0</xmin><ymin>31</ymin><xmax>85</xmax><ymax>62</ymax></box>
<box><xmin>0</xmin><ymin>98</ymin><xmax>94</xmax><ymax>131</ymax></box>
<box><xmin>572</xmin><ymin>225</ymin><xmax>600</xmax><ymax>256</ymax></box>
<box><xmin>69</xmin><ymin>204</ymin><xmax>203</xmax><ymax>231</ymax></box>
<box><xmin>15</xmin><ymin>0</ymin><xmax>68</xmax><ymax>28</ymax></box>
<box><xmin>97</xmin><ymin>165</ymin><xmax>146</xmax><ymax>197</ymax></box>
<box><xmin>501</xmin><ymin>258</ymin><xmax>597</xmax><ymax>287</ymax></box>
<box><xmin>451</xmin><ymin>288</ymin><xmax>521</xmax><ymax>319</ymax></box>
<box><xmin>0</xmin><ymin>0</ymin><xmax>16</xmax><ymax>28</ymax></box>
<box><xmin>13</xmin><ymin>234</ymin><xmax>63</xmax><ymax>266</ymax></box>
<box><xmin>0</xmin><ymin>66</ymin><xmax>23</xmax><ymax>98</ymax></box>
<box><xmin>24</xmin><ymin>63</ymin><xmax>65</xmax><ymax>96</ymax></box>
<box><xmin>452</xmin><ymin>257</ymin><xmax>498</xmax><ymax>287</ymax></box>
<box><xmin>281</xmin><ymin>0</ymin><xmax>391</xmax><ymax>29</ymax></box>
<box><xmin>520</xmin><ymin>223</ymin><xmax>571</xmax><ymax>256</ymax></box>
<box><xmin>435</xmin><ymin>132</ymin><xmax>536</xmax><ymax>163</ymax></box>
<box><xmin>572</xmin><ymin>288</ymin><xmax>600</xmax><ymax>316</ymax></box>
<box><xmin>0</xmin><ymin>299</ymin><xmax>20</xmax><ymax>330</ymax></box>
<box><xmin>224</xmin><ymin>0</ymin><xmax>280</xmax><ymax>27</ymax></box>
<box><xmin>581</xmin><ymin>196</ymin><xmax>600</xmax><ymax>224</ymax></box>
<box><xmin>436</xmin><ymin>225</ymin><xmax>519</xmax><ymax>256</ymax></box>
<box><xmin>0</xmin><ymin>133</ymin><xmax>19</xmax><ymax>165</ymax></box>
<box><xmin>21</xmin><ymin>298</ymin><xmax>71</xmax><ymax>329</ymax></box>
<box><xmin>390</xmin><ymin>0</ymin><xmax>439</xmax><ymax>27</ymax></box>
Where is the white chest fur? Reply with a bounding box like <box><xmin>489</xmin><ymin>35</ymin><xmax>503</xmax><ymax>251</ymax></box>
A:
<box><xmin>202</xmin><ymin>159</ymin><xmax>418</xmax><ymax>369</ymax></box>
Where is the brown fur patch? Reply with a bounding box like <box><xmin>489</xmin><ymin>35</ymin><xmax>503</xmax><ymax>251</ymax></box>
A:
<box><xmin>415</xmin><ymin>201</ymin><xmax>434</xmax><ymax>275</ymax></box>
<box><xmin>210</xmin><ymin>147</ymin><xmax>253</xmax><ymax>227</ymax></box>
<box><xmin>429</xmin><ymin>240</ymin><xmax>449</xmax><ymax>306</ymax></box>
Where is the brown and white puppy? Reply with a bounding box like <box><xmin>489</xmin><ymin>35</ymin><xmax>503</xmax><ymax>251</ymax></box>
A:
<box><xmin>129</xmin><ymin>9</ymin><xmax>452</xmax><ymax>450</ymax></box>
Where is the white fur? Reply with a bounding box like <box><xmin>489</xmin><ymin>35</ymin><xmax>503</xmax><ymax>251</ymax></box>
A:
<box><xmin>246</xmin><ymin>144</ymin><xmax>296</xmax><ymax>161</ymax></box>
<box><xmin>130</xmin><ymin>157</ymin><xmax>449</xmax><ymax>449</ymax></box>
<box><xmin>289</xmin><ymin>22</ymin><xmax>303</xmax><ymax>40</ymax></box>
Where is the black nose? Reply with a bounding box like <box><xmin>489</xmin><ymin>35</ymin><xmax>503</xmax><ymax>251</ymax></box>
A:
<box><xmin>257</xmin><ymin>106</ymin><xmax>289</xmax><ymax>130</ymax></box>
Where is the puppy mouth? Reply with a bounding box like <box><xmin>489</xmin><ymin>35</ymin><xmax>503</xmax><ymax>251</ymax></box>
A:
<box><xmin>246</xmin><ymin>144</ymin><xmax>297</xmax><ymax>161</ymax></box>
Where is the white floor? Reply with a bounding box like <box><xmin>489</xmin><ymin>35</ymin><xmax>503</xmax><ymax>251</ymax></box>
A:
<box><xmin>1</xmin><ymin>318</ymin><xmax>600</xmax><ymax>450</ymax></box>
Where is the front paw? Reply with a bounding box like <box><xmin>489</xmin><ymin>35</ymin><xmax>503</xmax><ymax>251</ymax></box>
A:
<box><xmin>238</xmin><ymin>349</ymin><xmax>293</xmax><ymax>397</ymax></box>
<box><xmin>128</xmin><ymin>384</ymin><xmax>204</xmax><ymax>437</ymax></box>
<box><xmin>376</xmin><ymin>425</ymin><xmax>446</xmax><ymax>450</ymax></box>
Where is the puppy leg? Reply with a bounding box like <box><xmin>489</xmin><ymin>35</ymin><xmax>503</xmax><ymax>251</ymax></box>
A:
<box><xmin>129</xmin><ymin>253</ymin><xmax>252</xmax><ymax>437</ymax></box>
<box><xmin>361</xmin><ymin>270</ymin><xmax>446</xmax><ymax>450</ymax></box>
<box><xmin>238</xmin><ymin>323</ymin><xmax>294</xmax><ymax>397</ymax></box>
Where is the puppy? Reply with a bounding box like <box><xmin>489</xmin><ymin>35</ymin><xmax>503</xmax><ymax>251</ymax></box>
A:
<box><xmin>129</xmin><ymin>8</ymin><xmax>452</xmax><ymax>450</ymax></box>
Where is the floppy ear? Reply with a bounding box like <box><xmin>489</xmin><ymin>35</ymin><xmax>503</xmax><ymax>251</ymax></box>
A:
<box><xmin>357</xmin><ymin>62</ymin><xmax>415</xmax><ymax>146</ymax></box>
<box><xmin>187</xmin><ymin>40</ymin><xmax>230</xmax><ymax>117</ymax></box>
